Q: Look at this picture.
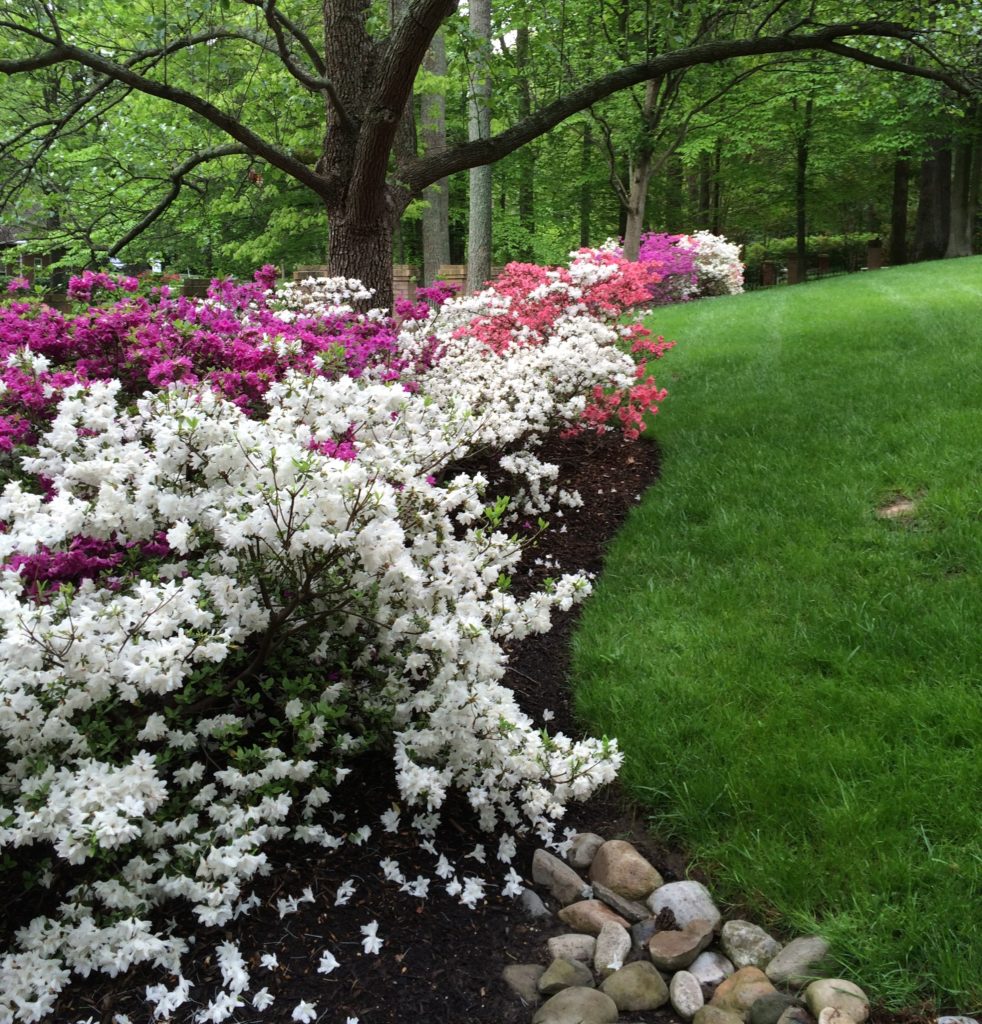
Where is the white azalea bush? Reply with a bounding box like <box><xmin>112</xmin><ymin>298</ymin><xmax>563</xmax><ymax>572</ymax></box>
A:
<box><xmin>0</xmin><ymin>253</ymin><xmax>672</xmax><ymax>1021</ymax></box>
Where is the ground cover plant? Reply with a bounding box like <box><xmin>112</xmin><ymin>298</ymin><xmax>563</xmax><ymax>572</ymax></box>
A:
<box><xmin>0</xmin><ymin>250</ymin><xmax>676</xmax><ymax>1022</ymax></box>
<box><xmin>572</xmin><ymin>258</ymin><xmax>982</xmax><ymax>1011</ymax></box>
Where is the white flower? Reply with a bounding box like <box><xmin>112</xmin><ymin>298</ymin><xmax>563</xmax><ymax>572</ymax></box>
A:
<box><xmin>334</xmin><ymin>879</ymin><xmax>356</xmax><ymax>905</ymax></box>
<box><xmin>317</xmin><ymin>949</ymin><xmax>340</xmax><ymax>974</ymax></box>
<box><xmin>259</xmin><ymin>952</ymin><xmax>278</xmax><ymax>970</ymax></box>
<box><xmin>360</xmin><ymin>920</ymin><xmax>383</xmax><ymax>955</ymax></box>
<box><xmin>252</xmin><ymin>988</ymin><xmax>275</xmax><ymax>1010</ymax></box>
<box><xmin>291</xmin><ymin>999</ymin><xmax>317</xmax><ymax>1023</ymax></box>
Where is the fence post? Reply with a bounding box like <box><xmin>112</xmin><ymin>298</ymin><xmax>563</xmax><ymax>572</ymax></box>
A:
<box><xmin>761</xmin><ymin>261</ymin><xmax>777</xmax><ymax>286</ymax></box>
<box><xmin>866</xmin><ymin>240</ymin><xmax>883</xmax><ymax>270</ymax></box>
<box><xmin>392</xmin><ymin>264</ymin><xmax>418</xmax><ymax>303</ymax></box>
<box><xmin>786</xmin><ymin>255</ymin><xmax>804</xmax><ymax>284</ymax></box>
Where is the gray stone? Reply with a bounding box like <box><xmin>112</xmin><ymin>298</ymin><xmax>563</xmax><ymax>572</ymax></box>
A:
<box><xmin>710</xmin><ymin>967</ymin><xmax>779</xmax><ymax>1020</ymax></box>
<box><xmin>593</xmin><ymin>881</ymin><xmax>651</xmax><ymax>923</ymax></box>
<box><xmin>503</xmin><ymin>964</ymin><xmax>545</xmax><ymax>1005</ymax></box>
<box><xmin>533</xmin><ymin>848</ymin><xmax>589</xmax><ymax>906</ymax></box>
<box><xmin>689</xmin><ymin>950</ymin><xmax>736</xmax><ymax>998</ymax></box>
<box><xmin>776</xmin><ymin>1008</ymin><xmax>815</xmax><ymax>1024</ymax></box>
<box><xmin>590</xmin><ymin>839</ymin><xmax>664</xmax><ymax>901</ymax></box>
<box><xmin>937</xmin><ymin>1018</ymin><xmax>981</xmax><ymax>1024</ymax></box>
<box><xmin>748</xmin><ymin>992</ymin><xmax>801</xmax><ymax>1024</ymax></box>
<box><xmin>594</xmin><ymin>920</ymin><xmax>632</xmax><ymax>980</ymax></box>
<box><xmin>568</xmin><ymin>833</ymin><xmax>606</xmax><ymax>870</ymax></box>
<box><xmin>538</xmin><ymin>957</ymin><xmax>595</xmax><ymax>995</ymax></box>
<box><xmin>600</xmin><ymin>961</ymin><xmax>670</xmax><ymax>1013</ymax></box>
<box><xmin>766</xmin><ymin>937</ymin><xmax>831</xmax><ymax>988</ymax></box>
<box><xmin>518</xmin><ymin>887</ymin><xmax>551</xmax><ymax>919</ymax></box>
<box><xmin>695</xmin><ymin>1007</ymin><xmax>747</xmax><ymax>1024</ymax></box>
<box><xmin>533</xmin><ymin>987</ymin><xmax>619</xmax><ymax>1024</ymax></box>
<box><xmin>557</xmin><ymin>899</ymin><xmax>630</xmax><ymax>936</ymax></box>
<box><xmin>631</xmin><ymin>918</ymin><xmax>659</xmax><ymax>957</ymax></box>
<box><xmin>721</xmin><ymin>920</ymin><xmax>783</xmax><ymax>971</ymax></box>
<box><xmin>671</xmin><ymin>971</ymin><xmax>706</xmax><ymax>1019</ymax></box>
<box><xmin>548</xmin><ymin>933</ymin><xmax>596</xmax><ymax>963</ymax></box>
<box><xmin>647</xmin><ymin>880</ymin><xmax>722</xmax><ymax>932</ymax></box>
<box><xmin>648</xmin><ymin>919</ymin><xmax>715</xmax><ymax>972</ymax></box>
<box><xmin>804</xmin><ymin>980</ymin><xmax>869</xmax><ymax>1023</ymax></box>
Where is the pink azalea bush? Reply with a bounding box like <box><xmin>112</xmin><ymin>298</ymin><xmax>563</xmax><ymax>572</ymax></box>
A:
<box><xmin>0</xmin><ymin>255</ymin><xmax>671</xmax><ymax>1021</ymax></box>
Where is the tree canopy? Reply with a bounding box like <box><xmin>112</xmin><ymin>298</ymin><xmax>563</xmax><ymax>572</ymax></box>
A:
<box><xmin>1</xmin><ymin>0</ymin><xmax>978</xmax><ymax>302</ymax></box>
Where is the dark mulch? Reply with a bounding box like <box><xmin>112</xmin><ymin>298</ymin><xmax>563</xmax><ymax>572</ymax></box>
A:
<box><xmin>3</xmin><ymin>433</ymin><xmax>937</xmax><ymax>1024</ymax></box>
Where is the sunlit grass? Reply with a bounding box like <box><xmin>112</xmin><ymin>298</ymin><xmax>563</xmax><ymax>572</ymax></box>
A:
<box><xmin>572</xmin><ymin>259</ymin><xmax>982</xmax><ymax>1009</ymax></box>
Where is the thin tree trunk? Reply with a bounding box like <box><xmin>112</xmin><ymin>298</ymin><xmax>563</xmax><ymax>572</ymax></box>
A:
<box><xmin>698</xmin><ymin>149</ymin><xmax>712</xmax><ymax>229</ymax></box>
<box><xmin>622</xmin><ymin>78</ymin><xmax>660</xmax><ymax>261</ymax></box>
<box><xmin>515</xmin><ymin>26</ymin><xmax>535</xmax><ymax>261</ymax></box>
<box><xmin>793</xmin><ymin>96</ymin><xmax>814</xmax><ymax>282</ymax></box>
<box><xmin>421</xmin><ymin>32</ymin><xmax>450</xmax><ymax>284</ymax></box>
<box><xmin>889</xmin><ymin>154</ymin><xmax>910</xmax><ymax>265</ymax></box>
<box><xmin>711</xmin><ymin>138</ymin><xmax>723</xmax><ymax>234</ymax></box>
<box><xmin>466</xmin><ymin>0</ymin><xmax>492</xmax><ymax>293</ymax></box>
<box><xmin>665</xmin><ymin>154</ymin><xmax>684</xmax><ymax>232</ymax></box>
<box><xmin>579</xmin><ymin>123</ymin><xmax>593</xmax><ymax>247</ymax></box>
<box><xmin>945</xmin><ymin>138</ymin><xmax>974</xmax><ymax>257</ymax></box>
<box><xmin>913</xmin><ymin>140</ymin><xmax>952</xmax><ymax>261</ymax></box>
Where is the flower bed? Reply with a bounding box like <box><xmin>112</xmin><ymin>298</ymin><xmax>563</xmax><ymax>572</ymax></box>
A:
<box><xmin>0</xmin><ymin>254</ymin><xmax>672</xmax><ymax>1021</ymax></box>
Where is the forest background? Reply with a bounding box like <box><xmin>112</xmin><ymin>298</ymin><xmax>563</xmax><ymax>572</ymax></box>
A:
<box><xmin>0</xmin><ymin>0</ymin><xmax>979</xmax><ymax>297</ymax></box>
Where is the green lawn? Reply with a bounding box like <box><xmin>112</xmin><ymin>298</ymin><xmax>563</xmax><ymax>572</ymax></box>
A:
<box><xmin>572</xmin><ymin>259</ymin><xmax>982</xmax><ymax>1010</ymax></box>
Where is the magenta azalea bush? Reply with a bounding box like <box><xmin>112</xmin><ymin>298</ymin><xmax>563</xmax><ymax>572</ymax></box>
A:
<box><xmin>0</xmin><ymin>256</ymin><xmax>671</xmax><ymax>1021</ymax></box>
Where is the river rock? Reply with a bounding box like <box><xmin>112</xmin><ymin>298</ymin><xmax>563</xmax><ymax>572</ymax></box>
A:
<box><xmin>533</xmin><ymin>987</ymin><xmax>619</xmax><ymax>1024</ymax></box>
<box><xmin>671</xmin><ymin>970</ymin><xmax>706</xmax><ymax>1019</ymax></box>
<box><xmin>804</xmin><ymin>979</ymin><xmax>869</xmax><ymax>1023</ymax></box>
<box><xmin>558</xmin><ymin>900</ymin><xmax>630</xmax><ymax>936</ymax></box>
<box><xmin>695</xmin><ymin>1007</ymin><xmax>747</xmax><ymax>1024</ymax></box>
<box><xmin>538</xmin><ymin>957</ymin><xmax>595</xmax><ymax>995</ymax></box>
<box><xmin>503</xmin><ymin>964</ymin><xmax>546</xmax><ymax>1004</ymax></box>
<box><xmin>710</xmin><ymin>966</ymin><xmax>778</xmax><ymax>1020</ymax></box>
<box><xmin>533</xmin><ymin>848</ymin><xmax>589</xmax><ymax>906</ymax></box>
<box><xmin>631</xmin><ymin>918</ymin><xmax>659</xmax><ymax>957</ymax></box>
<box><xmin>819</xmin><ymin>1008</ymin><xmax>862</xmax><ymax>1024</ymax></box>
<box><xmin>594</xmin><ymin>920</ymin><xmax>632</xmax><ymax>979</ymax></box>
<box><xmin>600</xmin><ymin>961</ymin><xmax>670</xmax><ymax>1012</ymax></box>
<box><xmin>647</xmin><ymin>880</ymin><xmax>722</xmax><ymax>931</ymax></box>
<box><xmin>648</xmin><ymin>919</ymin><xmax>714</xmax><ymax>971</ymax></box>
<box><xmin>590</xmin><ymin>840</ymin><xmax>664</xmax><ymax>901</ymax></box>
<box><xmin>568</xmin><ymin>833</ymin><xmax>606</xmax><ymax>870</ymax></box>
<box><xmin>689</xmin><ymin>950</ymin><xmax>736</xmax><ymax>997</ymax></box>
<box><xmin>748</xmin><ymin>991</ymin><xmax>801</xmax><ymax>1024</ymax></box>
<box><xmin>776</xmin><ymin>1007</ymin><xmax>815</xmax><ymax>1024</ymax></box>
<box><xmin>548</xmin><ymin>933</ymin><xmax>596</xmax><ymax>962</ymax></box>
<box><xmin>721</xmin><ymin>920</ymin><xmax>783</xmax><ymax>971</ymax></box>
<box><xmin>937</xmin><ymin>1018</ymin><xmax>981</xmax><ymax>1024</ymax></box>
<box><xmin>593</xmin><ymin>881</ymin><xmax>651</xmax><ymax>923</ymax></box>
<box><xmin>766</xmin><ymin>937</ymin><xmax>831</xmax><ymax>988</ymax></box>
<box><xmin>518</xmin><ymin>887</ymin><xmax>551</xmax><ymax>919</ymax></box>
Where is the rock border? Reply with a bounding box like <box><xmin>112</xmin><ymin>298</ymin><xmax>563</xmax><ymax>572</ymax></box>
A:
<box><xmin>503</xmin><ymin>834</ymin><xmax>978</xmax><ymax>1024</ymax></box>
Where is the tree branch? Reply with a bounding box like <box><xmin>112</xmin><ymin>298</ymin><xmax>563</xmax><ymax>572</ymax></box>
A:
<box><xmin>350</xmin><ymin>0</ymin><xmax>459</xmax><ymax>219</ymax></box>
<box><xmin>106</xmin><ymin>144</ymin><xmax>250</xmax><ymax>258</ymax></box>
<box><xmin>401</xmin><ymin>21</ymin><xmax>974</xmax><ymax>193</ymax></box>
<box><xmin>240</xmin><ymin>0</ymin><xmax>326</xmax><ymax>75</ymax></box>
<box><xmin>0</xmin><ymin>40</ymin><xmax>334</xmax><ymax>200</ymax></box>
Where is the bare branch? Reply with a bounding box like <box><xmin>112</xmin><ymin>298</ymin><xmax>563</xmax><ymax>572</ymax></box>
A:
<box><xmin>240</xmin><ymin>0</ymin><xmax>326</xmax><ymax>75</ymax></box>
<box><xmin>107</xmin><ymin>144</ymin><xmax>250</xmax><ymax>258</ymax></box>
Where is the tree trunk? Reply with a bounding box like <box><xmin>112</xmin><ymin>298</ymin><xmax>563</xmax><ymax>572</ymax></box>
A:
<box><xmin>945</xmin><ymin>136</ymin><xmax>975</xmax><ymax>257</ymax></box>
<box><xmin>913</xmin><ymin>140</ymin><xmax>952</xmax><ymax>261</ymax></box>
<box><xmin>698</xmin><ymin>149</ymin><xmax>712</xmax><ymax>229</ymax></box>
<box><xmin>793</xmin><ymin>96</ymin><xmax>814</xmax><ymax>283</ymax></box>
<box><xmin>579</xmin><ymin>123</ymin><xmax>593</xmax><ymax>247</ymax></box>
<box><xmin>889</xmin><ymin>154</ymin><xmax>910</xmax><ymax>265</ymax></box>
<box><xmin>622</xmin><ymin>79</ymin><xmax>660</xmax><ymax>261</ymax></box>
<box><xmin>421</xmin><ymin>32</ymin><xmax>451</xmax><ymax>284</ymax></box>
<box><xmin>664</xmin><ymin>155</ymin><xmax>685</xmax><ymax>232</ymax></box>
<box><xmin>711</xmin><ymin>138</ymin><xmax>723</xmax><ymax>234</ymax></box>
<box><xmin>328</xmin><ymin>206</ymin><xmax>398</xmax><ymax>309</ymax></box>
<box><xmin>515</xmin><ymin>26</ymin><xmax>535</xmax><ymax>261</ymax></box>
<box><xmin>466</xmin><ymin>0</ymin><xmax>492</xmax><ymax>293</ymax></box>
